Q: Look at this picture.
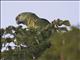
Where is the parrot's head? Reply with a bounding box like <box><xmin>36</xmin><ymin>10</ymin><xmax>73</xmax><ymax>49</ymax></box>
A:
<box><xmin>16</xmin><ymin>12</ymin><xmax>39</xmax><ymax>25</ymax></box>
<box><xmin>16</xmin><ymin>12</ymin><xmax>27</xmax><ymax>24</ymax></box>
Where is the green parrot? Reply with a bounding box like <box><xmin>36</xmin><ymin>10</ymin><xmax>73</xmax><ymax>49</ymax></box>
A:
<box><xmin>16</xmin><ymin>12</ymin><xmax>50</xmax><ymax>30</ymax></box>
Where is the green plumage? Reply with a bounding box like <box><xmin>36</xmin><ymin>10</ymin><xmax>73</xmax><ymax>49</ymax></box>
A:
<box><xmin>16</xmin><ymin>12</ymin><xmax>50</xmax><ymax>30</ymax></box>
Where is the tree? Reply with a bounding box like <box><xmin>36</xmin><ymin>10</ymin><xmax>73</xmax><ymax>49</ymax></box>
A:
<box><xmin>0</xmin><ymin>18</ymin><xmax>71</xmax><ymax>60</ymax></box>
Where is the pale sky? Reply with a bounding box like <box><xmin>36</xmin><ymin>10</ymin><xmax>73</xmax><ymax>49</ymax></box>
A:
<box><xmin>1</xmin><ymin>1</ymin><xmax>80</xmax><ymax>28</ymax></box>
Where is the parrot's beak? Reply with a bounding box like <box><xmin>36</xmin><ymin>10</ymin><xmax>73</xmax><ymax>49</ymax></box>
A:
<box><xmin>16</xmin><ymin>16</ymin><xmax>25</xmax><ymax>24</ymax></box>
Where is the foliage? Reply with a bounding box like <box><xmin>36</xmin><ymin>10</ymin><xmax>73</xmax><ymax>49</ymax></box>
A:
<box><xmin>37</xmin><ymin>27</ymin><xmax>80</xmax><ymax>60</ymax></box>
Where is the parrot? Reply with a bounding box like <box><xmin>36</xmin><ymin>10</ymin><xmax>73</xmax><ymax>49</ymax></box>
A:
<box><xmin>16</xmin><ymin>12</ymin><xmax>50</xmax><ymax>30</ymax></box>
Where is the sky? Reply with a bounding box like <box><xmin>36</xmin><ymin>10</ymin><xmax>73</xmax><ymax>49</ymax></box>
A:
<box><xmin>1</xmin><ymin>1</ymin><xmax>80</xmax><ymax>28</ymax></box>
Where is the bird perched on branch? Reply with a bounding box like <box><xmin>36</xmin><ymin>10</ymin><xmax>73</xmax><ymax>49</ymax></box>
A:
<box><xmin>16</xmin><ymin>12</ymin><xmax>50</xmax><ymax>30</ymax></box>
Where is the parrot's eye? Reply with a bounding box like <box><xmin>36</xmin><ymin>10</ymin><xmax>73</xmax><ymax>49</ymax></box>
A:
<box><xmin>18</xmin><ymin>14</ymin><xmax>21</xmax><ymax>16</ymax></box>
